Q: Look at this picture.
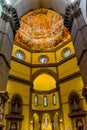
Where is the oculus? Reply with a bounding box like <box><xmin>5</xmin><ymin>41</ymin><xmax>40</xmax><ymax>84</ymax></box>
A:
<box><xmin>39</xmin><ymin>55</ymin><xmax>49</xmax><ymax>63</ymax></box>
<box><xmin>16</xmin><ymin>50</ymin><xmax>26</xmax><ymax>60</ymax></box>
<box><xmin>61</xmin><ymin>47</ymin><xmax>71</xmax><ymax>58</ymax></box>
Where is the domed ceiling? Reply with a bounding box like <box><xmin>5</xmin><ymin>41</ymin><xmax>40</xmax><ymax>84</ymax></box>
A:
<box><xmin>15</xmin><ymin>8</ymin><xmax>70</xmax><ymax>51</ymax></box>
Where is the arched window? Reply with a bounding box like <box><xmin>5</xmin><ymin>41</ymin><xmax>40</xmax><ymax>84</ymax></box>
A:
<box><xmin>44</xmin><ymin>117</ymin><xmax>48</xmax><ymax>126</ymax></box>
<box><xmin>43</xmin><ymin>96</ymin><xmax>48</xmax><ymax>106</ymax></box>
<box><xmin>34</xmin><ymin>95</ymin><xmax>38</xmax><ymax>106</ymax></box>
<box><xmin>53</xmin><ymin>94</ymin><xmax>56</xmax><ymax>105</ymax></box>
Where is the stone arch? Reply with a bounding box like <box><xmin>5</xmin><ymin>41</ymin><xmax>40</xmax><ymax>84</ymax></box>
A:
<box><xmin>31</xmin><ymin>68</ymin><xmax>58</xmax><ymax>90</ymax></box>
<box><xmin>31</xmin><ymin>68</ymin><xmax>58</xmax><ymax>82</ymax></box>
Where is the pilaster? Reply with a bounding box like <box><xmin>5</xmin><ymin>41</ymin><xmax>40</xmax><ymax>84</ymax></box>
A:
<box><xmin>0</xmin><ymin>5</ymin><xmax>20</xmax><ymax>91</ymax></box>
<box><xmin>70</xmin><ymin>8</ymin><xmax>87</xmax><ymax>100</ymax></box>
<box><xmin>0</xmin><ymin>4</ymin><xmax>20</xmax><ymax>129</ymax></box>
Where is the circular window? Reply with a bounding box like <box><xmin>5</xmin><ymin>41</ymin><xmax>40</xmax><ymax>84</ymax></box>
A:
<box><xmin>16</xmin><ymin>50</ymin><xmax>26</xmax><ymax>60</ymax></box>
<box><xmin>62</xmin><ymin>47</ymin><xmax>71</xmax><ymax>58</ymax></box>
<box><xmin>39</xmin><ymin>55</ymin><xmax>49</xmax><ymax>63</ymax></box>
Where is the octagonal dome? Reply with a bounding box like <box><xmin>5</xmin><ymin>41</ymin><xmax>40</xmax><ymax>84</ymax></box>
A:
<box><xmin>15</xmin><ymin>8</ymin><xmax>70</xmax><ymax>51</ymax></box>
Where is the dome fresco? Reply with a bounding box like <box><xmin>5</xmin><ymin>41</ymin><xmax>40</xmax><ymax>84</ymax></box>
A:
<box><xmin>15</xmin><ymin>8</ymin><xmax>70</xmax><ymax>51</ymax></box>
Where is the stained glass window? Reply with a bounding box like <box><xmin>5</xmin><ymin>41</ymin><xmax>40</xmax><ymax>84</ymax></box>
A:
<box><xmin>43</xmin><ymin>96</ymin><xmax>47</xmax><ymax>106</ymax></box>
<box><xmin>34</xmin><ymin>95</ymin><xmax>38</xmax><ymax>106</ymax></box>
<box><xmin>16</xmin><ymin>50</ymin><xmax>26</xmax><ymax>60</ymax></box>
<box><xmin>44</xmin><ymin>118</ymin><xmax>48</xmax><ymax>126</ymax></box>
<box><xmin>53</xmin><ymin>94</ymin><xmax>56</xmax><ymax>105</ymax></box>
<box><xmin>62</xmin><ymin>47</ymin><xmax>71</xmax><ymax>58</ymax></box>
<box><xmin>39</xmin><ymin>55</ymin><xmax>49</xmax><ymax>64</ymax></box>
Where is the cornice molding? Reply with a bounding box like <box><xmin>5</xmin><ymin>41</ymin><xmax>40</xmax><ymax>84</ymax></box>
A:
<box><xmin>9</xmin><ymin>74</ymin><xmax>33</xmax><ymax>86</ymax></box>
<box><xmin>1</xmin><ymin>5</ymin><xmax>20</xmax><ymax>34</ymax></box>
<box><xmin>11</xmin><ymin>53</ymin><xmax>76</xmax><ymax>68</ymax></box>
<box><xmin>58</xmin><ymin>71</ymin><xmax>80</xmax><ymax>84</ymax></box>
<box><xmin>14</xmin><ymin>38</ymin><xmax>72</xmax><ymax>53</ymax></box>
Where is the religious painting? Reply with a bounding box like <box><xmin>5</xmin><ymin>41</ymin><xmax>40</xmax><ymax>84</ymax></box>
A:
<box><xmin>15</xmin><ymin>8</ymin><xmax>70</xmax><ymax>51</ymax></box>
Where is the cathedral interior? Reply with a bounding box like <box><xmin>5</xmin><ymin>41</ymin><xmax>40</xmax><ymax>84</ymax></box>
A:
<box><xmin>0</xmin><ymin>0</ymin><xmax>87</xmax><ymax>130</ymax></box>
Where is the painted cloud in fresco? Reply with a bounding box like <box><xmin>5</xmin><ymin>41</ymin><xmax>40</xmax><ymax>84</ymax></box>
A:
<box><xmin>15</xmin><ymin>8</ymin><xmax>70</xmax><ymax>51</ymax></box>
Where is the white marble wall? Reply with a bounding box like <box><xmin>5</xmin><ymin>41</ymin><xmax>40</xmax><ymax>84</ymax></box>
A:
<box><xmin>80</xmin><ymin>0</ymin><xmax>87</xmax><ymax>23</ymax></box>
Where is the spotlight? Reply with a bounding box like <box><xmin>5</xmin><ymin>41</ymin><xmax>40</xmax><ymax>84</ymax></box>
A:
<box><xmin>67</xmin><ymin>0</ymin><xmax>79</xmax><ymax>5</ymax></box>
<box><xmin>5</xmin><ymin>0</ymin><xmax>11</xmax><ymax>5</ymax></box>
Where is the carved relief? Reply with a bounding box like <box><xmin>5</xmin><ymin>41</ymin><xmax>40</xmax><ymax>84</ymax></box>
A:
<box><xmin>5</xmin><ymin>94</ymin><xmax>24</xmax><ymax>130</ymax></box>
<box><xmin>0</xmin><ymin>91</ymin><xmax>9</xmax><ymax>124</ymax></box>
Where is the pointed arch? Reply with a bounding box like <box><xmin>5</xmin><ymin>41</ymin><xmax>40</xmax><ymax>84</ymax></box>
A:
<box><xmin>31</xmin><ymin>68</ymin><xmax>58</xmax><ymax>82</ymax></box>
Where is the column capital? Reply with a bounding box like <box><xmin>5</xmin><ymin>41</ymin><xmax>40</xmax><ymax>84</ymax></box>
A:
<box><xmin>1</xmin><ymin>5</ymin><xmax>20</xmax><ymax>34</ymax></box>
<box><xmin>64</xmin><ymin>2</ymin><xmax>80</xmax><ymax>30</ymax></box>
<box><xmin>0</xmin><ymin>91</ymin><xmax>9</xmax><ymax>102</ymax></box>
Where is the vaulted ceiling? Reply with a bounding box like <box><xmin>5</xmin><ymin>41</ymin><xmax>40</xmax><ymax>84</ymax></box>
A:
<box><xmin>3</xmin><ymin>0</ymin><xmax>80</xmax><ymax>51</ymax></box>
<box><xmin>15</xmin><ymin>8</ymin><xmax>70</xmax><ymax>51</ymax></box>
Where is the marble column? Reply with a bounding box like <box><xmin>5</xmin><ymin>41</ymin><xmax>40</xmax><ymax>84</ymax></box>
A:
<box><xmin>0</xmin><ymin>5</ymin><xmax>20</xmax><ymax>91</ymax></box>
<box><xmin>70</xmin><ymin>7</ymin><xmax>87</xmax><ymax>100</ymax></box>
<box><xmin>0</xmin><ymin>5</ymin><xmax>20</xmax><ymax>129</ymax></box>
